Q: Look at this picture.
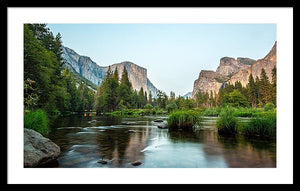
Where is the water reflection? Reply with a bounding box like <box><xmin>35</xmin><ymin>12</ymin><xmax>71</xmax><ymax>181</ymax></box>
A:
<box><xmin>217</xmin><ymin>135</ymin><xmax>276</xmax><ymax>167</ymax></box>
<box><xmin>48</xmin><ymin>115</ymin><xmax>276</xmax><ymax>168</ymax></box>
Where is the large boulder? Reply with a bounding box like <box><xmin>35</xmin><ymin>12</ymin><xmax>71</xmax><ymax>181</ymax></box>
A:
<box><xmin>24</xmin><ymin>128</ymin><xmax>60</xmax><ymax>167</ymax></box>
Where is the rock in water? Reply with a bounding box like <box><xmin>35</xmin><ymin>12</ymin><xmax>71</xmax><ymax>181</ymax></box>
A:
<box><xmin>97</xmin><ymin>160</ymin><xmax>108</xmax><ymax>164</ymax></box>
<box><xmin>154</xmin><ymin>119</ymin><xmax>164</xmax><ymax>122</ymax></box>
<box><xmin>24</xmin><ymin>128</ymin><xmax>60</xmax><ymax>167</ymax></box>
<box><xmin>157</xmin><ymin>125</ymin><xmax>168</xmax><ymax>129</ymax></box>
<box><xmin>131</xmin><ymin>161</ymin><xmax>142</xmax><ymax>166</ymax></box>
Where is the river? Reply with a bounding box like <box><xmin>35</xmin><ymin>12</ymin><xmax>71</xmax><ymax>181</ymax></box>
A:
<box><xmin>48</xmin><ymin>114</ymin><xmax>276</xmax><ymax>168</ymax></box>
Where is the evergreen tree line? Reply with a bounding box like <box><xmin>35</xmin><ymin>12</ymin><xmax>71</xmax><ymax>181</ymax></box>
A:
<box><xmin>24</xmin><ymin>24</ymin><xmax>95</xmax><ymax>114</ymax></box>
<box><xmin>94</xmin><ymin>66</ymin><xmax>200</xmax><ymax>114</ymax></box>
<box><xmin>195</xmin><ymin>67</ymin><xmax>277</xmax><ymax>108</ymax></box>
<box><xmin>95</xmin><ymin>66</ymin><xmax>152</xmax><ymax>114</ymax></box>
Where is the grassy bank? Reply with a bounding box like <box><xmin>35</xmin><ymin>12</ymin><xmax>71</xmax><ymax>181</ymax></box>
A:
<box><xmin>110</xmin><ymin>108</ymin><xmax>167</xmax><ymax>117</ymax></box>
<box><xmin>213</xmin><ymin>106</ymin><xmax>276</xmax><ymax>139</ymax></box>
<box><xmin>202</xmin><ymin>106</ymin><xmax>276</xmax><ymax>118</ymax></box>
<box><xmin>242</xmin><ymin>112</ymin><xmax>276</xmax><ymax>139</ymax></box>
<box><xmin>24</xmin><ymin>109</ymin><xmax>49</xmax><ymax>137</ymax></box>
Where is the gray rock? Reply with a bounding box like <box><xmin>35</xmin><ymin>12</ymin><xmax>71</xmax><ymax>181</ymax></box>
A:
<box><xmin>24</xmin><ymin>128</ymin><xmax>60</xmax><ymax>167</ymax></box>
<box><xmin>131</xmin><ymin>161</ymin><xmax>142</xmax><ymax>166</ymax></box>
<box><xmin>157</xmin><ymin>124</ymin><xmax>168</xmax><ymax>129</ymax></box>
<box><xmin>153</xmin><ymin>120</ymin><xmax>168</xmax><ymax>129</ymax></box>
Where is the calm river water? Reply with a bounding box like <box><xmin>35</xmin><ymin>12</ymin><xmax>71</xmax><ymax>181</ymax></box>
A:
<box><xmin>48</xmin><ymin>114</ymin><xmax>276</xmax><ymax>168</ymax></box>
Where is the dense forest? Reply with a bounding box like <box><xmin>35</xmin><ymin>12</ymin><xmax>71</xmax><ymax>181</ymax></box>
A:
<box><xmin>24</xmin><ymin>24</ymin><xmax>95</xmax><ymax>115</ymax></box>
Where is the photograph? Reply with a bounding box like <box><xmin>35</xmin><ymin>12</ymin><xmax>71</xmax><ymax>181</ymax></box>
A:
<box><xmin>7</xmin><ymin>7</ymin><xmax>293</xmax><ymax>184</ymax></box>
<box><xmin>23</xmin><ymin>23</ymin><xmax>277</xmax><ymax>168</ymax></box>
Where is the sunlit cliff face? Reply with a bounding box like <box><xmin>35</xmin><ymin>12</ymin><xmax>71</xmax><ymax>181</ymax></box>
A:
<box><xmin>192</xmin><ymin>41</ymin><xmax>277</xmax><ymax>98</ymax></box>
<box><xmin>61</xmin><ymin>46</ymin><xmax>158</xmax><ymax>96</ymax></box>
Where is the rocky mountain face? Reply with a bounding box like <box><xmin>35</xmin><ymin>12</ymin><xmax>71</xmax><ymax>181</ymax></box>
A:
<box><xmin>192</xmin><ymin>70</ymin><xmax>229</xmax><ymax>97</ymax></box>
<box><xmin>216</xmin><ymin>57</ymin><xmax>256</xmax><ymax>76</ymax></box>
<box><xmin>62</xmin><ymin>46</ymin><xmax>106</xmax><ymax>86</ymax></box>
<box><xmin>62</xmin><ymin>46</ymin><xmax>158</xmax><ymax>96</ymax></box>
<box><xmin>228</xmin><ymin>42</ymin><xmax>276</xmax><ymax>87</ymax></box>
<box><xmin>192</xmin><ymin>42</ymin><xmax>276</xmax><ymax>98</ymax></box>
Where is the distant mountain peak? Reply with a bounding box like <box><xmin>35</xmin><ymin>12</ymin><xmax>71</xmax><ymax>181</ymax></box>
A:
<box><xmin>183</xmin><ymin>92</ymin><xmax>192</xmax><ymax>99</ymax></box>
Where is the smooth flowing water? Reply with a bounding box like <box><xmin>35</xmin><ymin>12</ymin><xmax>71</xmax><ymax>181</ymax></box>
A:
<box><xmin>48</xmin><ymin>114</ymin><xmax>276</xmax><ymax>168</ymax></box>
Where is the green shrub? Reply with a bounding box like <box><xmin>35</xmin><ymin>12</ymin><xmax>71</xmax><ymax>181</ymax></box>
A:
<box><xmin>242</xmin><ymin>112</ymin><xmax>276</xmax><ymax>139</ymax></box>
<box><xmin>167</xmin><ymin>110</ymin><xmax>202</xmax><ymax>130</ymax></box>
<box><xmin>216</xmin><ymin>106</ymin><xmax>239</xmax><ymax>135</ymax></box>
<box><xmin>144</xmin><ymin>104</ymin><xmax>153</xmax><ymax>110</ymax></box>
<box><xmin>222</xmin><ymin>90</ymin><xmax>249</xmax><ymax>107</ymax></box>
<box><xmin>264</xmin><ymin>102</ymin><xmax>275</xmax><ymax>111</ymax></box>
<box><xmin>166</xmin><ymin>102</ymin><xmax>178</xmax><ymax>113</ymax></box>
<box><xmin>24</xmin><ymin>109</ymin><xmax>49</xmax><ymax>136</ymax></box>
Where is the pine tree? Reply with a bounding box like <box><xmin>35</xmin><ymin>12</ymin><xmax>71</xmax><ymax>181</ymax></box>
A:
<box><xmin>144</xmin><ymin>90</ymin><xmax>148</xmax><ymax>104</ymax></box>
<box><xmin>255</xmin><ymin>76</ymin><xmax>263</xmax><ymax>108</ymax></box>
<box><xmin>247</xmin><ymin>74</ymin><xmax>257</xmax><ymax>107</ymax></box>
<box><xmin>120</xmin><ymin>66</ymin><xmax>132</xmax><ymax>89</ymax></box>
<box><xmin>148</xmin><ymin>91</ymin><xmax>153</xmax><ymax>105</ymax></box>
<box><xmin>271</xmin><ymin>66</ymin><xmax>277</xmax><ymax>105</ymax></box>
<box><xmin>113</xmin><ymin>67</ymin><xmax>119</xmax><ymax>83</ymax></box>
<box><xmin>138</xmin><ymin>87</ymin><xmax>146</xmax><ymax>109</ymax></box>
<box><xmin>156</xmin><ymin>90</ymin><xmax>168</xmax><ymax>109</ymax></box>
<box><xmin>117</xmin><ymin>66</ymin><xmax>132</xmax><ymax>108</ymax></box>
<box><xmin>259</xmin><ymin>68</ymin><xmax>272</xmax><ymax>104</ymax></box>
<box><xmin>195</xmin><ymin>91</ymin><xmax>204</xmax><ymax>108</ymax></box>
<box><xmin>95</xmin><ymin>67</ymin><xmax>115</xmax><ymax>113</ymax></box>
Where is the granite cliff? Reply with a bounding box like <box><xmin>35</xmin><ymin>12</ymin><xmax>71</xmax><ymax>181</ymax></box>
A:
<box><xmin>192</xmin><ymin>42</ymin><xmax>276</xmax><ymax>98</ymax></box>
<box><xmin>228</xmin><ymin>42</ymin><xmax>276</xmax><ymax>87</ymax></box>
<box><xmin>62</xmin><ymin>46</ymin><xmax>158</xmax><ymax>96</ymax></box>
<box><xmin>192</xmin><ymin>70</ymin><xmax>229</xmax><ymax>98</ymax></box>
<box><xmin>216</xmin><ymin>57</ymin><xmax>256</xmax><ymax>76</ymax></box>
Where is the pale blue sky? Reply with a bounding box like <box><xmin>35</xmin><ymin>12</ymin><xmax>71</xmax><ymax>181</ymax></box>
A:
<box><xmin>47</xmin><ymin>24</ymin><xmax>276</xmax><ymax>96</ymax></box>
